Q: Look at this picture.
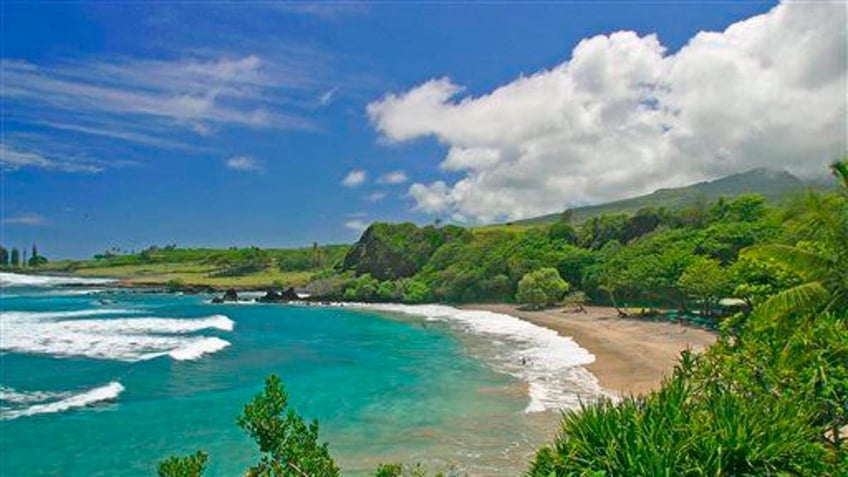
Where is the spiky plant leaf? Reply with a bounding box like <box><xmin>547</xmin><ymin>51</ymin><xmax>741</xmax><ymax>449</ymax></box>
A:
<box><xmin>752</xmin><ymin>281</ymin><xmax>829</xmax><ymax>325</ymax></box>
<box><xmin>742</xmin><ymin>245</ymin><xmax>833</xmax><ymax>282</ymax></box>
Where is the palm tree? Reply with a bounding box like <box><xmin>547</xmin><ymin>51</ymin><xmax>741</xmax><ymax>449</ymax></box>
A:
<box><xmin>831</xmin><ymin>158</ymin><xmax>848</xmax><ymax>189</ymax></box>
<box><xmin>742</xmin><ymin>161</ymin><xmax>847</xmax><ymax>320</ymax></box>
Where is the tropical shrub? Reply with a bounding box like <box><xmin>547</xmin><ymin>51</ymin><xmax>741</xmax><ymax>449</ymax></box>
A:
<box><xmin>157</xmin><ymin>451</ymin><xmax>208</xmax><ymax>477</ymax></box>
<box><xmin>159</xmin><ymin>374</ymin><xmax>339</xmax><ymax>477</ymax></box>
<box><xmin>516</xmin><ymin>268</ymin><xmax>569</xmax><ymax>309</ymax></box>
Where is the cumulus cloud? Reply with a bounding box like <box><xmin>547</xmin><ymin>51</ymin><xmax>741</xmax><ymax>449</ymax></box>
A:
<box><xmin>342</xmin><ymin>169</ymin><xmax>368</xmax><ymax>187</ymax></box>
<box><xmin>2</xmin><ymin>213</ymin><xmax>47</xmax><ymax>226</ymax></box>
<box><xmin>368</xmin><ymin>2</ymin><xmax>847</xmax><ymax>222</ymax></box>
<box><xmin>225</xmin><ymin>156</ymin><xmax>264</xmax><ymax>172</ymax></box>
<box><xmin>376</xmin><ymin>170</ymin><xmax>409</xmax><ymax>184</ymax></box>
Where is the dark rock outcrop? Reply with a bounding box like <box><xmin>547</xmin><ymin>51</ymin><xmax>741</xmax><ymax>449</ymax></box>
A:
<box><xmin>257</xmin><ymin>287</ymin><xmax>299</xmax><ymax>303</ymax></box>
<box><xmin>212</xmin><ymin>288</ymin><xmax>239</xmax><ymax>303</ymax></box>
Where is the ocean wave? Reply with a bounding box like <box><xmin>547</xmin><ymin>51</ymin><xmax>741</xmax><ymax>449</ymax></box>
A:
<box><xmin>1</xmin><ymin>310</ymin><xmax>234</xmax><ymax>362</ymax></box>
<box><xmin>357</xmin><ymin>303</ymin><xmax>604</xmax><ymax>413</ymax></box>
<box><xmin>0</xmin><ymin>382</ymin><xmax>124</xmax><ymax>420</ymax></box>
<box><xmin>0</xmin><ymin>272</ymin><xmax>115</xmax><ymax>287</ymax></box>
<box><xmin>1</xmin><ymin>309</ymin><xmax>141</xmax><ymax>320</ymax></box>
<box><xmin>0</xmin><ymin>386</ymin><xmax>71</xmax><ymax>404</ymax></box>
<box><xmin>166</xmin><ymin>337</ymin><xmax>231</xmax><ymax>360</ymax></box>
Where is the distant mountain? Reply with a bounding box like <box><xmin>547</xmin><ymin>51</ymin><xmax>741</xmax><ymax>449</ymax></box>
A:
<box><xmin>514</xmin><ymin>168</ymin><xmax>813</xmax><ymax>225</ymax></box>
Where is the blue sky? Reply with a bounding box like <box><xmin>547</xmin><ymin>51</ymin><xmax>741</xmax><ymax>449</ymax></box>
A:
<box><xmin>2</xmin><ymin>1</ymin><xmax>844</xmax><ymax>259</ymax></box>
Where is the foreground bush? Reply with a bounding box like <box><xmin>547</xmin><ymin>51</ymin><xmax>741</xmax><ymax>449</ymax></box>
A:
<box><xmin>158</xmin><ymin>374</ymin><xmax>338</xmax><ymax>477</ymax></box>
<box><xmin>529</xmin><ymin>351</ymin><xmax>832</xmax><ymax>476</ymax></box>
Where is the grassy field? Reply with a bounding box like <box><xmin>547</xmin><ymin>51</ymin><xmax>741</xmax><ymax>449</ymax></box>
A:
<box><xmin>30</xmin><ymin>245</ymin><xmax>343</xmax><ymax>289</ymax></box>
<box><xmin>34</xmin><ymin>260</ymin><xmax>317</xmax><ymax>289</ymax></box>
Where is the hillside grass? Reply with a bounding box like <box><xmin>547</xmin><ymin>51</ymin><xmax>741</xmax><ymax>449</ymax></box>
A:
<box><xmin>33</xmin><ymin>245</ymin><xmax>347</xmax><ymax>289</ymax></box>
<box><xmin>37</xmin><ymin>260</ymin><xmax>316</xmax><ymax>288</ymax></box>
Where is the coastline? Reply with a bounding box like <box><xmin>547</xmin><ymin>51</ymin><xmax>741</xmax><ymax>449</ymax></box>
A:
<box><xmin>463</xmin><ymin>304</ymin><xmax>717</xmax><ymax>397</ymax></box>
<box><xmin>2</xmin><ymin>271</ymin><xmax>715</xmax><ymax>399</ymax></box>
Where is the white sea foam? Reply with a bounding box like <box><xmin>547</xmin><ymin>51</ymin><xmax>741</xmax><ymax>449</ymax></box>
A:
<box><xmin>167</xmin><ymin>337</ymin><xmax>231</xmax><ymax>360</ymax></box>
<box><xmin>1</xmin><ymin>382</ymin><xmax>124</xmax><ymax>420</ymax></box>
<box><xmin>1</xmin><ymin>310</ymin><xmax>234</xmax><ymax>362</ymax></box>
<box><xmin>0</xmin><ymin>272</ymin><xmax>115</xmax><ymax>287</ymax></box>
<box><xmin>0</xmin><ymin>386</ymin><xmax>71</xmax><ymax>404</ymax></box>
<box><xmin>355</xmin><ymin>303</ymin><xmax>605</xmax><ymax>413</ymax></box>
<box><xmin>1</xmin><ymin>309</ymin><xmax>141</xmax><ymax>320</ymax></box>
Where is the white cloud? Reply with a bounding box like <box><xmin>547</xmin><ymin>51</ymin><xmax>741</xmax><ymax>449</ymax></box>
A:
<box><xmin>0</xmin><ymin>143</ymin><xmax>104</xmax><ymax>173</ymax></box>
<box><xmin>376</xmin><ymin>170</ymin><xmax>409</xmax><ymax>184</ymax></box>
<box><xmin>2</xmin><ymin>213</ymin><xmax>47</xmax><ymax>226</ymax></box>
<box><xmin>344</xmin><ymin>219</ymin><xmax>370</xmax><ymax>232</ymax></box>
<box><xmin>2</xmin><ymin>53</ymin><xmax>318</xmax><ymax>151</ymax></box>
<box><xmin>28</xmin><ymin>120</ymin><xmax>197</xmax><ymax>151</ymax></box>
<box><xmin>365</xmin><ymin>192</ymin><xmax>387</xmax><ymax>202</ymax></box>
<box><xmin>368</xmin><ymin>2</ymin><xmax>847</xmax><ymax>222</ymax></box>
<box><xmin>225</xmin><ymin>156</ymin><xmax>264</xmax><ymax>172</ymax></box>
<box><xmin>318</xmin><ymin>87</ymin><xmax>338</xmax><ymax>106</ymax></box>
<box><xmin>276</xmin><ymin>3</ymin><xmax>366</xmax><ymax>18</ymax></box>
<box><xmin>342</xmin><ymin>169</ymin><xmax>368</xmax><ymax>187</ymax></box>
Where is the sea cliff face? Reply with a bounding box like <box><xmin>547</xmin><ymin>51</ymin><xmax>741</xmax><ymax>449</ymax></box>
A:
<box><xmin>340</xmin><ymin>223</ymin><xmax>467</xmax><ymax>280</ymax></box>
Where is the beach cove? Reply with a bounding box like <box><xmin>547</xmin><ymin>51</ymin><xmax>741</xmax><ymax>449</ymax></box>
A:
<box><xmin>1</xmin><ymin>274</ymin><xmax>715</xmax><ymax>475</ymax></box>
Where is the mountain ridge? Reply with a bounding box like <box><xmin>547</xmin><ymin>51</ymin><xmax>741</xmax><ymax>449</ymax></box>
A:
<box><xmin>512</xmin><ymin>168</ymin><xmax>813</xmax><ymax>225</ymax></box>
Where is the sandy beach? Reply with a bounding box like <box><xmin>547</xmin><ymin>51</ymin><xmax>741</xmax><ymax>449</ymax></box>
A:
<box><xmin>465</xmin><ymin>304</ymin><xmax>717</xmax><ymax>397</ymax></box>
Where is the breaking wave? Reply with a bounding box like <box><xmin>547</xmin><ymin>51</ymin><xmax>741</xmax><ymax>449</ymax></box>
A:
<box><xmin>0</xmin><ymin>310</ymin><xmax>234</xmax><ymax>362</ymax></box>
<box><xmin>0</xmin><ymin>272</ymin><xmax>115</xmax><ymax>287</ymax></box>
<box><xmin>357</xmin><ymin>304</ymin><xmax>604</xmax><ymax>413</ymax></box>
<box><xmin>1</xmin><ymin>382</ymin><xmax>125</xmax><ymax>420</ymax></box>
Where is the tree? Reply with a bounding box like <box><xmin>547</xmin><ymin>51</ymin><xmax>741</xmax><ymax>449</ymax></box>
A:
<box><xmin>10</xmin><ymin>248</ymin><xmax>20</xmax><ymax>267</ymax></box>
<box><xmin>160</xmin><ymin>375</ymin><xmax>339</xmax><ymax>477</ymax></box>
<box><xmin>622</xmin><ymin>207</ymin><xmax>666</xmax><ymax>242</ymax></box>
<box><xmin>158</xmin><ymin>451</ymin><xmax>208</xmax><ymax>477</ymax></box>
<box><xmin>549</xmin><ymin>210</ymin><xmax>577</xmax><ymax>244</ymax></box>
<box><xmin>516</xmin><ymin>268</ymin><xmax>569</xmax><ymax>309</ymax></box>
<box><xmin>343</xmin><ymin>274</ymin><xmax>380</xmax><ymax>301</ymax></box>
<box><xmin>729</xmin><ymin>256</ymin><xmax>799</xmax><ymax>310</ymax></box>
<box><xmin>0</xmin><ymin>246</ymin><xmax>8</xmax><ymax>267</ymax></box>
<box><xmin>238</xmin><ymin>374</ymin><xmax>339</xmax><ymax>477</ymax></box>
<box><xmin>742</xmin><ymin>190</ymin><xmax>847</xmax><ymax>321</ymax></box>
<box><xmin>677</xmin><ymin>258</ymin><xmax>729</xmax><ymax>317</ymax></box>
<box><xmin>28</xmin><ymin>243</ymin><xmax>47</xmax><ymax>267</ymax></box>
<box><xmin>711</xmin><ymin>194</ymin><xmax>767</xmax><ymax>223</ymax></box>
<box><xmin>831</xmin><ymin>158</ymin><xmax>848</xmax><ymax>189</ymax></box>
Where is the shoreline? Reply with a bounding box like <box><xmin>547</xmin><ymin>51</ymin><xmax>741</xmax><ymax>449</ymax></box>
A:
<box><xmin>3</xmin><ymin>271</ymin><xmax>717</xmax><ymax>398</ymax></box>
<box><xmin>463</xmin><ymin>304</ymin><xmax>717</xmax><ymax>397</ymax></box>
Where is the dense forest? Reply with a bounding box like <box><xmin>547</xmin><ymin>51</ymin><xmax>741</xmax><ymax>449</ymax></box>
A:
<box><xmin>157</xmin><ymin>162</ymin><xmax>847</xmax><ymax>476</ymax></box>
<box><xmin>327</xmin><ymin>190</ymin><xmax>802</xmax><ymax>322</ymax></box>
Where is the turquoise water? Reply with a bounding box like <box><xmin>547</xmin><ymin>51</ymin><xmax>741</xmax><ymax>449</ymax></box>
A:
<box><xmin>0</xmin><ymin>276</ymin><xmax>574</xmax><ymax>476</ymax></box>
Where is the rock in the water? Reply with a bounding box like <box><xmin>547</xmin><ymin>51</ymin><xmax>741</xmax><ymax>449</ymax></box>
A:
<box><xmin>212</xmin><ymin>289</ymin><xmax>239</xmax><ymax>303</ymax></box>
<box><xmin>257</xmin><ymin>287</ymin><xmax>299</xmax><ymax>303</ymax></box>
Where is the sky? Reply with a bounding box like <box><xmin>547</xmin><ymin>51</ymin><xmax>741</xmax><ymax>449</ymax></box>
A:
<box><xmin>1</xmin><ymin>1</ymin><xmax>845</xmax><ymax>259</ymax></box>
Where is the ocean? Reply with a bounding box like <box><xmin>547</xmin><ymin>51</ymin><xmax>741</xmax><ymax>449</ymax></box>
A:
<box><xmin>0</xmin><ymin>273</ymin><xmax>602</xmax><ymax>476</ymax></box>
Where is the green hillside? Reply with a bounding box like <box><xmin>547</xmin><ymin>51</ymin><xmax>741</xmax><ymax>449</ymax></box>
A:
<box><xmin>514</xmin><ymin>168</ymin><xmax>810</xmax><ymax>225</ymax></box>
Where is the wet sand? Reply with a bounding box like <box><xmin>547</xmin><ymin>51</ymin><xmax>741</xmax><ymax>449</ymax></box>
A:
<box><xmin>464</xmin><ymin>304</ymin><xmax>717</xmax><ymax>397</ymax></box>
